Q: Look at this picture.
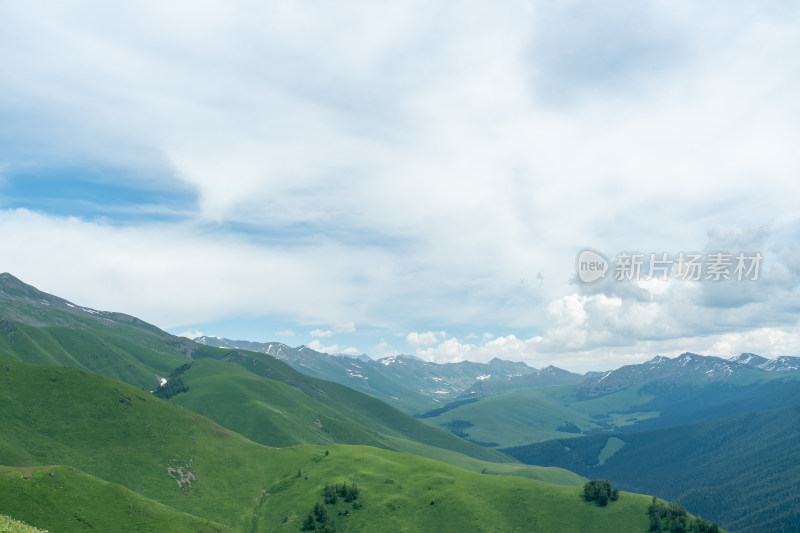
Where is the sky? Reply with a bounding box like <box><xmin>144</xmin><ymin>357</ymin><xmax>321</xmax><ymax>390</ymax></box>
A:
<box><xmin>1</xmin><ymin>0</ymin><xmax>799</xmax><ymax>372</ymax></box>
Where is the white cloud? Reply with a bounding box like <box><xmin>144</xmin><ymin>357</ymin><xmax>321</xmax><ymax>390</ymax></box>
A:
<box><xmin>405</xmin><ymin>331</ymin><xmax>446</xmax><ymax>347</ymax></box>
<box><xmin>0</xmin><ymin>209</ymin><xmax>395</xmax><ymax>328</ymax></box>
<box><xmin>412</xmin><ymin>324</ymin><xmax>800</xmax><ymax>373</ymax></box>
<box><xmin>372</xmin><ymin>339</ymin><xmax>401</xmax><ymax>358</ymax></box>
<box><xmin>416</xmin><ymin>337</ymin><xmax>474</xmax><ymax>363</ymax></box>
<box><xmin>340</xmin><ymin>347</ymin><xmax>361</xmax><ymax>355</ymax></box>
<box><xmin>174</xmin><ymin>329</ymin><xmax>203</xmax><ymax>339</ymax></box>
<box><xmin>275</xmin><ymin>330</ymin><xmax>295</xmax><ymax>336</ymax></box>
<box><xmin>306</xmin><ymin>340</ymin><xmax>339</xmax><ymax>354</ymax></box>
<box><xmin>0</xmin><ymin>2</ymin><xmax>798</xmax><ymax>370</ymax></box>
<box><xmin>310</xmin><ymin>329</ymin><xmax>333</xmax><ymax>338</ymax></box>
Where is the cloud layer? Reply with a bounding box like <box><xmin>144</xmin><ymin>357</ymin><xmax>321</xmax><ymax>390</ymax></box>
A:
<box><xmin>0</xmin><ymin>1</ymin><xmax>799</xmax><ymax>370</ymax></box>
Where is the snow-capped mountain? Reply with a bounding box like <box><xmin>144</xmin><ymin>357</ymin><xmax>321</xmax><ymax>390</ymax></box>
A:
<box><xmin>459</xmin><ymin>364</ymin><xmax>583</xmax><ymax>396</ymax></box>
<box><xmin>194</xmin><ymin>336</ymin><xmax>536</xmax><ymax>412</ymax></box>
<box><xmin>579</xmin><ymin>352</ymin><xmax>800</xmax><ymax>398</ymax></box>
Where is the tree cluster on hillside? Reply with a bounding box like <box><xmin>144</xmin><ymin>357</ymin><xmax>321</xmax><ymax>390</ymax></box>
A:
<box><xmin>152</xmin><ymin>363</ymin><xmax>192</xmax><ymax>399</ymax></box>
<box><xmin>302</xmin><ymin>502</ymin><xmax>336</xmax><ymax>532</ymax></box>
<box><xmin>323</xmin><ymin>482</ymin><xmax>360</xmax><ymax>505</ymax></box>
<box><xmin>648</xmin><ymin>497</ymin><xmax>720</xmax><ymax>533</ymax></box>
<box><xmin>152</xmin><ymin>377</ymin><xmax>188</xmax><ymax>399</ymax></box>
<box><xmin>303</xmin><ymin>482</ymin><xmax>362</xmax><ymax>531</ymax></box>
<box><xmin>582</xmin><ymin>479</ymin><xmax>618</xmax><ymax>506</ymax></box>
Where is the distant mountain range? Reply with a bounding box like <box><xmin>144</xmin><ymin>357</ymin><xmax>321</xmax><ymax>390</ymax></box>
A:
<box><xmin>578</xmin><ymin>351</ymin><xmax>800</xmax><ymax>398</ymax></box>
<box><xmin>193</xmin><ymin>331</ymin><xmax>800</xmax><ymax>532</ymax></box>
<box><xmin>4</xmin><ymin>272</ymin><xmax>795</xmax><ymax>532</ymax></box>
<box><xmin>0</xmin><ymin>272</ymin><xmax>687</xmax><ymax>532</ymax></box>
<box><xmin>194</xmin><ymin>334</ymin><xmax>799</xmax><ymax>415</ymax></box>
<box><xmin>194</xmin><ymin>335</ymin><xmax>542</xmax><ymax>412</ymax></box>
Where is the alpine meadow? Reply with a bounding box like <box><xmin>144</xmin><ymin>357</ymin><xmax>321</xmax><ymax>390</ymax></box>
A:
<box><xmin>2</xmin><ymin>1</ymin><xmax>799</xmax><ymax>532</ymax></box>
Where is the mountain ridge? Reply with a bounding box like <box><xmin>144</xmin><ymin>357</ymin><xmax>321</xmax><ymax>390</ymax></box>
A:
<box><xmin>194</xmin><ymin>335</ymin><xmax>541</xmax><ymax>412</ymax></box>
<box><xmin>194</xmin><ymin>333</ymin><xmax>800</xmax><ymax>410</ymax></box>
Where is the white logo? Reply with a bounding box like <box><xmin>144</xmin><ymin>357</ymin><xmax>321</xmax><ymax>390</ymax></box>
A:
<box><xmin>577</xmin><ymin>249</ymin><xmax>608</xmax><ymax>283</ymax></box>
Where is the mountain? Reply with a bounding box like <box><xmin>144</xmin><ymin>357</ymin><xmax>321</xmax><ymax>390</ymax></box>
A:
<box><xmin>577</xmin><ymin>352</ymin><xmax>780</xmax><ymax>398</ymax></box>
<box><xmin>503</xmin><ymin>402</ymin><xmax>800</xmax><ymax>533</ymax></box>
<box><xmin>459</xmin><ymin>365</ymin><xmax>584</xmax><ymax>397</ymax></box>
<box><xmin>0</xmin><ymin>273</ymin><xmax>192</xmax><ymax>389</ymax></box>
<box><xmin>729</xmin><ymin>352</ymin><xmax>800</xmax><ymax>371</ymax></box>
<box><xmin>194</xmin><ymin>336</ymin><xmax>537</xmax><ymax>412</ymax></box>
<box><xmin>0</xmin><ymin>274</ymin><xmax>528</xmax><ymax>468</ymax></box>
<box><xmin>0</xmin><ymin>465</ymin><xmax>228</xmax><ymax>532</ymax></box>
<box><xmin>192</xmin><ymin>335</ymin><xmax>800</xmax><ymax>455</ymax></box>
<box><xmin>166</xmin><ymin>352</ymin><xmax>518</xmax><ymax>465</ymax></box>
<box><xmin>0</xmin><ymin>354</ymin><xmax>667</xmax><ymax>532</ymax></box>
<box><xmin>417</xmin><ymin>388</ymin><xmax>603</xmax><ymax>448</ymax></box>
<box><xmin>413</xmin><ymin>351</ymin><xmax>800</xmax><ymax>451</ymax></box>
<box><xmin>757</xmin><ymin>356</ymin><xmax>800</xmax><ymax>372</ymax></box>
<box><xmin>729</xmin><ymin>352</ymin><xmax>769</xmax><ymax>366</ymax></box>
<box><xmin>0</xmin><ymin>273</ymin><xmax>729</xmax><ymax>531</ymax></box>
<box><xmin>0</xmin><ymin>273</ymin><xmax>178</xmax><ymax>342</ymax></box>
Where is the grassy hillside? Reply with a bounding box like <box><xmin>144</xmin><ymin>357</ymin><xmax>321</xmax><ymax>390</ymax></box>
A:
<box><xmin>0</xmin><ymin>356</ymin><xmax>661</xmax><ymax>532</ymax></box>
<box><xmin>504</xmin><ymin>403</ymin><xmax>800</xmax><ymax>533</ymax></box>
<box><xmin>0</xmin><ymin>514</ymin><xmax>50</xmax><ymax>533</ymax></box>
<box><xmin>0</xmin><ymin>308</ymin><xmax>507</xmax><ymax>465</ymax></box>
<box><xmin>188</xmin><ymin>347</ymin><xmax>510</xmax><ymax>463</ymax></box>
<box><xmin>133</xmin><ymin>352</ymin><xmax>586</xmax><ymax>486</ymax></box>
<box><xmin>247</xmin><ymin>444</ymin><xmax>654</xmax><ymax>533</ymax></box>
<box><xmin>0</xmin><ymin>319</ymin><xmax>190</xmax><ymax>389</ymax></box>
<box><xmin>168</xmin><ymin>357</ymin><xmax>384</xmax><ymax>448</ymax></box>
<box><xmin>0</xmin><ymin>465</ymin><xmax>228</xmax><ymax>532</ymax></box>
<box><xmin>0</xmin><ymin>273</ymin><xmax>193</xmax><ymax>390</ymax></box>
<box><xmin>423</xmin><ymin>388</ymin><xmax>599</xmax><ymax>447</ymax></box>
<box><xmin>0</xmin><ymin>276</ymin><xmax>515</xmax><ymax>465</ymax></box>
<box><xmin>421</xmin><ymin>385</ymin><xmax>663</xmax><ymax>448</ymax></box>
<box><xmin>376</xmin><ymin>435</ymin><xmax>586</xmax><ymax>486</ymax></box>
<box><xmin>423</xmin><ymin>374</ymin><xmax>800</xmax><ymax>449</ymax></box>
<box><xmin>194</xmin><ymin>337</ymin><xmax>541</xmax><ymax>413</ymax></box>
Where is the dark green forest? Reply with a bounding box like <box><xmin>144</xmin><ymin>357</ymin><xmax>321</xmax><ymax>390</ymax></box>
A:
<box><xmin>504</xmin><ymin>403</ymin><xmax>800</xmax><ymax>533</ymax></box>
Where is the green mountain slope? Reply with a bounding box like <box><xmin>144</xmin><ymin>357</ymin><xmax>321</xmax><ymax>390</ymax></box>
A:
<box><xmin>167</xmin><ymin>358</ymin><xmax>582</xmax><ymax>484</ymax></box>
<box><xmin>194</xmin><ymin>337</ymin><xmax>541</xmax><ymax>413</ymax></box>
<box><xmin>0</xmin><ymin>274</ymin><xmax>509</xmax><ymax>465</ymax></box>
<box><xmin>168</xmin><ymin>357</ymin><xmax>382</xmax><ymax>448</ymax></box>
<box><xmin>0</xmin><ymin>273</ymin><xmax>191</xmax><ymax>389</ymax></box>
<box><xmin>0</xmin><ymin>356</ymin><xmax>663</xmax><ymax>532</ymax></box>
<box><xmin>187</xmin><ymin>347</ymin><xmax>510</xmax><ymax>463</ymax></box>
<box><xmin>421</xmin><ymin>388</ymin><xmax>601</xmax><ymax>447</ymax></box>
<box><xmin>423</xmin><ymin>370</ymin><xmax>800</xmax><ymax>448</ymax></box>
<box><xmin>0</xmin><ymin>465</ymin><xmax>228</xmax><ymax>532</ymax></box>
<box><xmin>0</xmin><ymin>514</ymin><xmax>50</xmax><ymax>533</ymax></box>
<box><xmin>504</xmin><ymin>403</ymin><xmax>800</xmax><ymax>533</ymax></box>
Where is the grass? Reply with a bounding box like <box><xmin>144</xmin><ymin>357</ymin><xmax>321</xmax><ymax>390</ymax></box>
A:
<box><xmin>378</xmin><ymin>435</ymin><xmax>587</xmax><ymax>486</ymax></box>
<box><xmin>166</xmin><ymin>357</ymin><xmax>595</xmax><ymax>483</ymax></box>
<box><xmin>188</xmin><ymin>348</ymin><xmax>511</xmax><ymax>463</ymax></box>
<box><xmin>168</xmin><ymin>358</ymin><xmax>384</xmax><ymax>448</ymax></box>
<box><xmin>251</xmin><ymin>444</ymin><xmax>653</xmax><ymax>533</ymax></box>
<box><xmin>0</xmin><ymin>290</ymin><xmax>513</xmax><ymax>465</ymax></box>
<box><xmin>0</xmin><ymin>356</ymin><xmax>659</xmax><ymax>532</ymax></box>
<box><xmin>0</xmin><ymin>466</ymin><xmax>228</xmax><ymax>532</ymax></box>
<box><xmin>597</xmin><ymin>437</ymin><xmax>625</xmax><ymax>466</ymax></box>
<box><xmin>423</xmin><ymin>388</ymin><xmax>600</xmax><ymax>447</ymax></box>
<box><xmin>0</xmin><ymin>514</ymin><xmax>49</xmax><ymax>533</ymax></box>
<box><xmin>0</xmin><ymin>318</ymin><xmax>189</xmax><ymax>390</ymax></box>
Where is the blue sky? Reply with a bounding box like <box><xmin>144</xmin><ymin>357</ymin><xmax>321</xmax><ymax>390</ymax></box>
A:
<box><xmin>1</xmin><ymin>0</ymin><xmax>799</xmax><ymax>371</ymax></box>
